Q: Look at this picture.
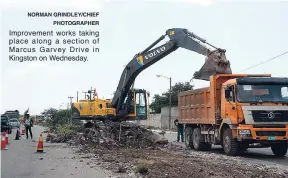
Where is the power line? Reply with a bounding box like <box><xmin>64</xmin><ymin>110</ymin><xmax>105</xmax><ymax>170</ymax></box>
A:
<box><xmin>238</xmin><ymin>51</ymin><xmax>288</xmax><ymax>73</ymax></box>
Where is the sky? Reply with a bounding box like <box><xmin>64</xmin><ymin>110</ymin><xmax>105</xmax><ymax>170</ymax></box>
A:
<box><xmin>0</xmin><ymin>0</ymin><xmax>287</xmax><ymax>115</ymax></box>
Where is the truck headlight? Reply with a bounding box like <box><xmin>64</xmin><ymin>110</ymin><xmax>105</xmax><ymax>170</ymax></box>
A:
<box><xmin>238</xmin><ymin>129</ymin><xmax>251</xmax><ymax>135</ymax></box>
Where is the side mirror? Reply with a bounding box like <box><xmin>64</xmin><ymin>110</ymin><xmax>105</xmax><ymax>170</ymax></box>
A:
<box><xmin>225</xmin><ymin>89</ymin><xmax>231</xmax><ymax>98</ymax></box>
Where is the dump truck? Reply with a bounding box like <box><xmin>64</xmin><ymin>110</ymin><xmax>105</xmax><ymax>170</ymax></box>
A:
<box><xmin>72</xmin><ymin>28</ymin><xmax>232</xmax><ymax>122</ymax></box>
<box><xmin>179</xmin><ymin>74</ymin><xmax>288</xmax><ymax>156</ymax></box>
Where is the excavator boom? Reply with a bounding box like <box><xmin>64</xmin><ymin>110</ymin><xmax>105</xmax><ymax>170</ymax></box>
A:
<box><xmin>112</xmin><ymin>28</ymin><xmax>232</xmax><ymax>116</ymax></box>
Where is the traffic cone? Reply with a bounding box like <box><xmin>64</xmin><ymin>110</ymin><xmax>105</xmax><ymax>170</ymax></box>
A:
<box><xmin>35</xmin><ymin>134</ymin><xmax>45</xmax><ymax>153</ymax></box>
<box><xmin>15</xmin><ymin>128</ymin><xmax>20</xmax><ymax>140</ymax></box>
<box><xmin>1</xmin><ymin>133</ymin><xmax>8</xmax><ymax>150</ymax></box>
<box><xmin>5</xmin><ymin>130</ymin><xmax>9</xmax><ymax>144</ymax></box>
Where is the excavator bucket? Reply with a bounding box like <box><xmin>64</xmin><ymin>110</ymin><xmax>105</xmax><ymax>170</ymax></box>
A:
<box><xmin>193</xmin><ymin>50</ymin><xmax>232</xmax><ymax>81</ymax></box>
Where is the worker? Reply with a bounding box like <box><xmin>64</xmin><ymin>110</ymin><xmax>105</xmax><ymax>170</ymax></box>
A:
<box><xmin>24</xmin><ymin>113</ymin><xmax>33</xmax><ymax>139</ymax></box>
<box><xmin>174</xmin><ymin>118</ymin><xmax>184</xmax><ymax>142</ymax></box>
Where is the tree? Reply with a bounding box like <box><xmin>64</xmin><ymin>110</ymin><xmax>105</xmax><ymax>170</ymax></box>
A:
<box><xmin>41</xmin><ymin>108</ymin><xmax>71</xmax><ymax>127</ymax></box>
<box><xmin>150</xmin><ymin>81</ymin><xmax>193</xmax><ymax>113</ymax></box>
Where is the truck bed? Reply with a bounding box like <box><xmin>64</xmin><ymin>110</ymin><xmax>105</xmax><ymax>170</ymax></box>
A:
<box><xmin>178</xmin><ymin>87</ymin><xmax>216</xmax><ymax>124</ymax></box>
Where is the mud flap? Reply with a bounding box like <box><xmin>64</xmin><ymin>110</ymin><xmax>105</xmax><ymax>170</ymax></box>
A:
<box><xmin>193</xmin><ymin>50</ymin><xmax>232</xmax><ymax>81</ymax></box>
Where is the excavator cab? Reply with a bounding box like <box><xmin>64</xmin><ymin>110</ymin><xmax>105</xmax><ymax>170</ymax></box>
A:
<box><xmin>122</xmin><ymin>89</ymin><xmax>148</xmax><ymax>120</ymax></box>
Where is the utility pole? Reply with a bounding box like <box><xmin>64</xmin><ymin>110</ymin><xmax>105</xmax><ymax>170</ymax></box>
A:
<box><xmin>169</xmin><ymin>77</ymin><xmax>172</xmax><ymax>130</ymax></box>
<box><xmin>156</xmin><ymin>74</ymin><xmax>172</xmax><ymax>129</ymax></box>
<box><xmin>77</xmin><ymin>91</ymin><xmax>79</xmax><ymax>102</ymax></box>
<box><xmin>68</xmin><ymin>96</ymin><xmax>74</xmax><ymax>124</ymax></box>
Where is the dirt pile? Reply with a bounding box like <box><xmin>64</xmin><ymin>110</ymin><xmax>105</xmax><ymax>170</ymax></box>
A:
<box><xmin>77</xmin><ymin>146</ymin><xmax>288</xmax><ymax>178</ymax></box>
<box><xmin>46</xmin><ymin>121</ymin><xmax>168</xmax><ymax>149</ymax></box>
<box><xmin>47</xmin><ymin>123</ymin><xmax>288</xmax><ymax>178</ymax></box>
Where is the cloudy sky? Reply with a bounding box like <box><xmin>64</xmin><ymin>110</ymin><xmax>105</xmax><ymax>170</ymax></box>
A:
<box><xmin>0</xmin><ymin>0</ymin><xmax>287</xmax><ymax>115</ymax></box>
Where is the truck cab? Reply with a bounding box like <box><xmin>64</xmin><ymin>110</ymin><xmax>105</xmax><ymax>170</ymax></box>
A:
<box><xmin>220</xmin><ymin>76</ymin><xmax>288</xmax><ymax>155</ymax></box>
<box><xmin>180</xmin><ymin>74</ymin><xmax>288</xmax><ymax>156</ymax></box>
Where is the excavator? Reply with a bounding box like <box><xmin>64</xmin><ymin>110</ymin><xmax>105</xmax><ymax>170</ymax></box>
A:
<box><xmin>71</xmin><ymin>28</ymin><xmax>232</xmax><ymax>122</ymax></box>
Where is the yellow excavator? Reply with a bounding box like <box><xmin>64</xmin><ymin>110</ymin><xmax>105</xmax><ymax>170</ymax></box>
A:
<box><xmin>71</xmin><ymin>89</ymin><xmax>115</xmax><ymax>120</ymax></box>
<box><xmin>71</xmin><ymin>28</ymin><xmax>232</xmax><ymax>122</ymax></box>
<box><xmin>72</xmin><ymin>87</ymin><xmax>149</xmax><ymax>121</ymax></box>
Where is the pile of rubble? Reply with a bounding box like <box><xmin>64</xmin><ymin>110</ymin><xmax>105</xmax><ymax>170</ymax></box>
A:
<box><xmin>46</xmin><ymin>121</ymin><xmax>168</xmax><ymax>149</ymax></box>
<box><xmin>46</xmin><ymin>122</ymin><xmax>288</xmax><ymax>178</ymax></box>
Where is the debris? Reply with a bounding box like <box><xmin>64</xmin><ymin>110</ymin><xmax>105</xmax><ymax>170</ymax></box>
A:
<box><xmin>48</xmin><ymin>122</ymin><xmax>288</xmax><ymax>178</ymax></box>
<box><xmin>135</xmin><ymin>163</ymin><xmax>148</xmax><ymax>175</ymax></box>
<box><xmin>193</xmin><ymin>49</ymin><xmax>232</xmax><ymax>81</ymax></box>
<box><xmin>49</xmin><ymin>121</ymin><xmax>169</xmax><ymax>149</ymax></box>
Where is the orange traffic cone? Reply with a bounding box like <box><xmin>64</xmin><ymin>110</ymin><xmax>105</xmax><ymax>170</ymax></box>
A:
<box><xmin>36</xmin><ymin>134</ymin><xmax>45</xmax><ymax>153</ymax></box>
<box><xmin>5</xmin><ymin>130</ymin><xmax>9</xmax><ymax>144</ymax></box>
<box><xmin>1</xmin><ymin>132</ymin><xmax>8</xmax><ymax>150</ymax></box>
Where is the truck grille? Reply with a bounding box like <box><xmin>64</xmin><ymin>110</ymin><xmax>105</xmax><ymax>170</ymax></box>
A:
<box><xmin>253</xmin><ymin>124</ymin><xmax>286</xmax><ymax>128</ymax></box>
<box><xmin>256</xmin><ymin>131</ymin><xmax>286</xmax><ymax>136</ymax></box>
<box><xmin>252</xmin><ymin>110</ymin><xmax>288</xmax><ymax>122</ymax></box>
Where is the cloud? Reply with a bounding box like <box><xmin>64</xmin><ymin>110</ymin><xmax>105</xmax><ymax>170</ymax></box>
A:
<box><xmin>0</xmin><ymin>0</ymin><xmax>103</xmax><ymax>9</ymax></box>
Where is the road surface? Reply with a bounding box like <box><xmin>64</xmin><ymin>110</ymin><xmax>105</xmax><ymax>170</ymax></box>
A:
<box><xmin>162</xmin><ymin>131</ymin><xmax>288</xmax><ymax>168</ymax></box>
<box><xmin>1</xmin><ymin>125</ymin><xmax>115</xmax><ymax>178</ymax></box>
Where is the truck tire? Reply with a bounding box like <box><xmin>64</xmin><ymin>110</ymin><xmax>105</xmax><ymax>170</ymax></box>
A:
<box><xmin>271</xmin><ymin>142</ymin><xmax>287</xmax><ymax>157</ymax></box>
<box><xmin>192</xmin><ymin>128</ymin><xmax>206</xmax><ymax>151</ymax></box>
<box><xmin>222</xmin><ymin>128</ymin><xmax>239</xmax><ymax>156</ymax></box>
<box><xmin>185</xmin><ymin>127</ymin><xmax>194</xmax><ymax>149</ymax></box>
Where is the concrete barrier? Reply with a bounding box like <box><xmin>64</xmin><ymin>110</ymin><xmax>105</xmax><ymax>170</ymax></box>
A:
<box><xmin>135</xmin><ymin>106</ymin><xmax>178</xmax><ymax>130</ymax></box>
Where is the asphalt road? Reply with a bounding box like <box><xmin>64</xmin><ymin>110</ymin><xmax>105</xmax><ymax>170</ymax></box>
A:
<box><xmin>1</xmin><ymin>125</ymin><xmax>114</xmax><ymax>178</ymax></box>
<box><xmin>163</xmin><ymin>132</ymin><xmax>288</xmax><ymax>169</ymax></box>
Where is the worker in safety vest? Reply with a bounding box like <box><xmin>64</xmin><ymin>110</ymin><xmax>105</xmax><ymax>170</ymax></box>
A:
<box><xmin>24</xmin><ymin>114</ymin><xmax>34</xmax><ymax>139</ymax></box>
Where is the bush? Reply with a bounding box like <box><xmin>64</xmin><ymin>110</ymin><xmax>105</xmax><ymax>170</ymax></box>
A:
<box><xmin>57</xmin><ymin>124</ymin><xmax>82</xmax><ymax>137</ymax></box>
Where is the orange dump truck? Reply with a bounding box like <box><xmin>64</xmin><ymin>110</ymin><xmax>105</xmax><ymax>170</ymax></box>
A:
<box><xmin>179</xmin><ymin>74</ymin><xmax>288</xmax><ymax>156</ymax></box>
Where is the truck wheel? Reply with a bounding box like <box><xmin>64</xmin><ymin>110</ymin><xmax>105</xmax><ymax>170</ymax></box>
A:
<box><xmin>185</xmin><ymin>127</ymin><xmax>194</xmax><ymax>149</ymax></box>
<box><xmin>223</xmin><ymin>128</ymin><xmax>239</xmax><ymax>156</ymax></box>
<box><xmin>271</xmin><ymin>142</ymin><xmax>287</xmax><ymax>157</ymax></box>
<box><xmin>192</xmin><ymin>128</ymin><xmax>206</xmax><ymax>150</ymax></box>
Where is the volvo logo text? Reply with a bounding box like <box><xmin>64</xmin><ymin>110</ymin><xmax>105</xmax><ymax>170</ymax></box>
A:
<box><xmin>144</xmin><ymin>46</ymin><xmax>166</xmax><ymax>60</ymax></box>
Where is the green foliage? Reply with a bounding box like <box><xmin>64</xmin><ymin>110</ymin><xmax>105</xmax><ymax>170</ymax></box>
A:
<box><xmin>57</xmin><ymin>124</ymin><xmax>79</xmax><ymax>137</ymax></box>
<box><xmin>150</xmin><ymin>81</ymin><xmax>193</xmax><ymax>113</ymax></box>
<box><xmin>41</xmin><ymin>108</ymin><xmax>71</xmax><ymax>128</ymax></box>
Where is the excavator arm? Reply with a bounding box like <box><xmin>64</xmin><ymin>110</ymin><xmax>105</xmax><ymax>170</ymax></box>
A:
<box><xmin>112</xmin><ymin>28</ymin><xmax>232</xmax><ymax>117</ymax></box>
